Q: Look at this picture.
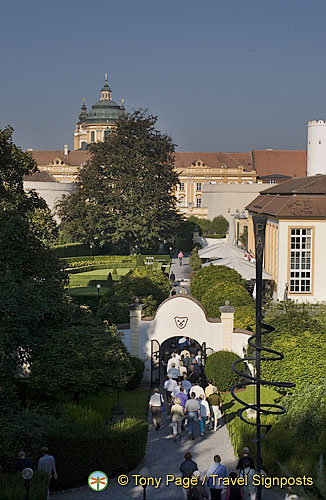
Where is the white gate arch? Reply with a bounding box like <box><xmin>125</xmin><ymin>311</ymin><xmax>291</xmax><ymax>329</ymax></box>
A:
<box><xmin>119</xmin><ymin>295</ymin><xmax>251</xmax><ymax>383</ymax></box>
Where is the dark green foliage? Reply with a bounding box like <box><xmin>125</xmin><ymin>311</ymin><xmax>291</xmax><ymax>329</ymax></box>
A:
<box><xmin>205</xmin><ymin>351</ymin><xmax>246</xmax><ymax>392</ymax></box>
<box><xmin>48</xmin><ymin>418</ymin><xmax>148</xmax><ymax>490</ymax></box>
<box><xmin>53</xmin><ymin>242</ymin><xmax>91</xmax><ymax>258</ymax></box>
<box><xmin>125</xmin><ymin>357</ymin><xmax>145</xmax><ymax>390</ymax></box>
<box><xmin>105</xmin><ymin>272</ymin><xmax>113</xmax><ymax>287</ymax></box>
<box><xmin>239</xmin><ymin>226</ymin><xmax>248</xmax><ymax>248</ymax></box>
<box><xmin>211</xmin><ymin>215</ymin><xmax>229</xmax><ymax>235</ymax></box>
<box><xmin>136</xmin><ymin>253</ymin><xmax>145</xmax><ymax>267</ymax></box>
<box><xmin>188</xmin><ymin>215</ymin><xmax>211</xmax><ymax>233</ymax></box>
<box><xmin>0</xmin><ymin>472</ymin><xmax>49</xmax><ymax>500</ymax></box>
<box><xmin>97</xmin><ymin>266</ymin><xmax>171</xmax><ymax>323</ymax></box>
<box><xmin>189</xmin><ymin>247</ymin><xmax>202</xmax><ymax>272</ymax></box>
<box><xmin>190</xmin><ymin>264</ymin><xmax>247</xmax><ymax>302</ymax></box>
<box><xmin>57</xmin><ymin>110</ymin><xmax>181</xmax><ymax>253</ymax></box>
<box><xmin>30</xmin><ymin>323</ymin><xmax>134</xmax><ymax>401</ymax></box>
<box><xmin>234</xmin><ymin>304</ymin><xmax>256</xmax><ymax>331</ymax></box>
<box><xmin>201</xmin><ymin>281</ymin><xmax>253</xmax><ymax>317</ymax></box>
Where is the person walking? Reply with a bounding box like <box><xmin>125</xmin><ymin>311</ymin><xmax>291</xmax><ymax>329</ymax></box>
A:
<box><xmin>149</xmin><ymin>388</ymin><xmax>164</xmax><ymax>430</ymax></box>
<box><xmin>236</xmin><ymin>447</ymin><xmax>255</xmax><ymax>471</ymax></box>
<box><xmin>180</xmin><ymin>452</ymin><xmax>198</xmax><ymax>478</ymax></box>
<box><xmin>191</xmin><ymin>384</ymin><xmax>205</xmax><ymax>399</ymax></box>
<box><xmin>167</xmin><ymin>352</ymin><xmax>180</xmax><ymax>371</ymax></box>
<box><xmin>164</xmin><ymin>375</ymin><xmax>178</xmax><ymax>408</ymax></box>
<box><xmin>14</xmin><ymin>451</ymin><xmax>33</xmax><ymax>472</ymax></box>
<box><xmin>171</xmin><ymin>397</ymin><xmax>184</xmax><ymax>441</ymax></box>
<box><xmin>179</xmin><ymin>360</ymin><xmax>188</xmax><ymax>378</ymax></box>
<box><xmin>168</xmin><ymin>363</ymin><xmax>180</xmax><ymax>381</ymax></box>
<box><xmin>199</xmin><ymin>394</ymin><xmax>210</xmax><ymax>436</ymax></box>
<box><xmin>185</xmin><ymin>392</ymin><xmax>201</xmax><ymax>440</ymax></box>
<box><xmin>182</xmin><ymin>374</ymin><xmax>192</xmax><ymax>395</ymax></box>
<box><xmin>208</xmin><ymin>387</ymin><xmax>223</xmax><ymax>431</ymax></box>
<box><xmin>38</xmin><ymin>447</ymin><xmax>57</xmax><ymax>499</ymax></box>
<box><xmin>162</xmin><ymin>349</ymin><xmax>171</xmax><ymax>375</ymax></box>
<box><xmin>204</xmin><ymin>379</ymin><xmax>215</xmax><ymax>399</ymax></box>
<box><xmin>239</xmin><ymin>458</ymin><xmax>256</xmax><ymax>500</ymax></box>
<box><xmin>187</xmin><ymin>470</ymin><xmax>209</xmax><ymax>500</ymax></box>
<box><xmin>206</xmin><ymin>455</ymin><xmax>228</xmax><ymax>500</ymax></box>
<box><xmin>178</xmin><ymin>250</ymin><xmax>184</xmax><ymax>265</ymax></box>
<box><xmin>174</xmin><ymin>385</ymin><xmax>188</xmax><ymax>407</ymax></box>
<box><xmin>188</xmin><ymin>365</ymin><xmax>199</xmax><ymax>384</ymax></box>
<box><xmin>225</xmin><ymin>471</ymin><xmax>243</xmax><ymax>499</ymax></box>
<box><xmin>170</xmin><ymin>271</ymin><xmax>176</xmax><ymax>283</ymax></box>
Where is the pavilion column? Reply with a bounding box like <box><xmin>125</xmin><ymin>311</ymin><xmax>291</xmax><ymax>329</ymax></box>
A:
<box><xmin>219</xmin><ymin>301</ymin><xmax>236</xmax><ymax>351</ymax></box>
<box><xmin>129</xmin><ymin>297</ymin><xmax>142</xmax><ymax>358</ymax></box>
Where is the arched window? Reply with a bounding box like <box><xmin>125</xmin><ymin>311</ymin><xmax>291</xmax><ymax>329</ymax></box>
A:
<box><xmin>91</xmin><ymin>131</ymin><xmax>95</xmax><ymax>142</ymax></box>
<box><xmin>81</xmin><ymin>141</ymin><xmax>87</xmax><ymax>150</ymax></box>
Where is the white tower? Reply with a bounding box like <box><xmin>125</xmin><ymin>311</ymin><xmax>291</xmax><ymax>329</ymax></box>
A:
<box><xmin>307</xmin><ymin>120</ymin><xmax>326</xmax><ymax>176</ymax></box>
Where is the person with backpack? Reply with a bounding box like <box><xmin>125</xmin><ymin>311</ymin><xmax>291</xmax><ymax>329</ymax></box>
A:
<box><xmin>225</xmin><ymin>471</ymin><xmax>243</xmax><ymax>499</ymax></box>
<box><xmin>179</xmin><ymin>452</ymin><xmax>198</xmax><ymax>479</ymax></box>
<box><xmin>187</xmin><ymin>470</ymin><xmax>208</xmax><ymax>500</ymax></box>
<box><xmin>239</xmin><ymin>458</ymin><xmax>257</xmax><ymax>500</ymax></box>
<box><xmin>206</xmin><ymin>455</ymin><xmax>228</xmax><ymax>500</ymax></box>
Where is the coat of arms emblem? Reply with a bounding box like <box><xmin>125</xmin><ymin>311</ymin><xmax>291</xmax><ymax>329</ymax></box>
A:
<box><xmin>174</xmin><ymin>317</ymin><xmax>188</xmax><ymax>329</ymax></box>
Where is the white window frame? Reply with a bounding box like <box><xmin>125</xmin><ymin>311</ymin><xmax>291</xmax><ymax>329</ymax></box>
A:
<box><xmin>179</xmin><ymin>182</ymin><xmax>185</xmax><ymax>191</ymax></box>
<box><xmin>196</xmin><ymin>182</ymin><xmax>202</xmax><ymax>191</ymax></box>
<box><xmin>289</xmin><ymin>227</ymin><xmax>313</xmax><ymax>294</ymax></box>
<box><xmin>196</xmin><ymin>197</ymin><xmax>202</xmax><ymax>208</ymax></box>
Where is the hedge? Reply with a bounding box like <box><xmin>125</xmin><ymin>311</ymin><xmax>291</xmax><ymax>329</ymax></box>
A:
<box><xmin>0</xmin><ymin>472</ymin><xmax>49</xmax><ymax>500</ymax></box>
<box><xmin>125</xmin><ymin>357</ymin><xmax>145</xmax><ymax>390</ymax></box>
<box><xmin>234</xmin><ymin>304</ymin><xmax>256</xmax><ymax>331</ymax></box>
<box><xmin>53</xmin><ymin>242</ymin><xmax>91</xmax><ymax>258</ymax></box>
<box><xmin>205</xmin><ymin>351</ymin><xmax>246</xmax><ymax>392</ymax></box>
<box><xmin>201</xmin><ymin>281</ymin><xmax>253</xmax><ymax>317</ymax></box>
<box><xmin>190</xmin><ymin>265</ymin><xmax>247</xmax><ymax>302</ymax></box>
<box><xmin>48</xmin><ymin>418</ymin><xmax>148</xmax><ymax>490</ymax></box>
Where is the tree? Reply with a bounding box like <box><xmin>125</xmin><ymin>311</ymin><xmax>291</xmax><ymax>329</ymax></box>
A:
<box><xmin>188</xmin><ymin>215</ymin><xmax>212</xmax><ymax>233</ymax></box>
<box><xmin>190</xmin><ymin>264</ymin><xmax>247</xmax><ymax>302</ymax></box>
<box><xmin>201</xmin><ymin>281</ymin><xmax>253</xmax><ymax>317</ymax></box>
<box><xmin>58</xmin><ymin>110</ymin><xmax>181</xmax><ymax>253</ymax></box>
<box><xmin>0</xmin><ymin>127</ymin><xmax>68</xmax><ymax>379</ymax></box>
<box><xmin>30</xmin><ymin>324</ymin><xmax>133</xmax><ymax>403</ymax></box>
<box><xmin>211</xmin><ymin>215</ymin><xmax>229</xmax><ymax>235</ymax></box>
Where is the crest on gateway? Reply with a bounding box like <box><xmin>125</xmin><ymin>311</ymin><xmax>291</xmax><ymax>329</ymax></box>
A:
<box><xmin>174</xmin><ymin>317</ymin><xmax>188</xmax><ymax>329</ymax></box>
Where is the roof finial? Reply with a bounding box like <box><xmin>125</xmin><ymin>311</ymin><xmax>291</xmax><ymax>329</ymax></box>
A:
<box><xmin>82</xmin><ymin>97</ymin><xmax>86</xmax><ymax>105</ymax></box>
<box><xmin>105</xmin><ymin>72</ymin><xmax>108</xmax><ymax>84</ymax></box>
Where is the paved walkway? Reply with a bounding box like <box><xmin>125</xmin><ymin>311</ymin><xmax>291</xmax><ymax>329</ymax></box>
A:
<box><xmin>52</xmin><ymin>406</ymin><xmax>237</xmax><ymax>500</ymax></box>
<box><xmin>170</xmin><ymin>254</ymin><xmax>192</xmax><ymax>293</ymax></box>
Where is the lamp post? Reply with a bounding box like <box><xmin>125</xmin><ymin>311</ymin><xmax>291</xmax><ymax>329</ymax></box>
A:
<box><xmin>96</xmin><ymin>284</ymin><xmax>101</xmax><ymax>296</ymax></box>
<box><xmin>139</xmin><ymin>467</ymin><xmax>150</xmax><ymax>500</ymax></box>
<box><xmin>169</xmin><ymin>246</ymin><xmax>173</xmax><ymax>258</ymax></box>
<box><xmin>22</xmin><ymin>468</ymin><xmax>33</xmax><ymax>500</ymax></box>
<box><xmin>135</xmin><ymin>244</ymin><xmax>138</xmax><ymax>255</ymax></box>
<box><xmin>90</xmin><ymin>244</ymin><xmax>93</xmax><ymax>257</ymax></box>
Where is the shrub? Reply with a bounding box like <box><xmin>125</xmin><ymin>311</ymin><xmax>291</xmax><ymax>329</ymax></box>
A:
<box><xmin>201</xmin><ymin>281</ymin><xmax>253</xmax><ymax>317</ymax></box>
<box><xmin>105</xmin><ymin>272</ymin><xmax>113</xmax><ymax>287</ymax></box>
<box><xmin>190</xmin><ymin>265</ymin><xmax>247</xmax><ymax>302</ymax></box>
<box><xmin>189</xmin><ymin>248</ymin><xmax>202</xmax><ymax>272</ymax></box>
<box><xmin>48</xmin><ymin>418</ymin><xmax>148</xmax><ymax>490</ymax></box>
<box><xmin>0</xmin><ymin>472</ymin><xmax>49</xmax><ymax>500</ymax></box>
<box><xmin>211</xmin><ymin>215</ymin><xmax>229</xmax><ymax>235</ymax></box>
<box><xmin>59</xmin><ymin>403</ymin><xmax>104</xmax><ymax>429</ymax></box>
<box><xmin>234</xmin><ymin>304</ymin><xmax>256</xmax><ymax>331</ymax></box>
<box><xmin>205</xmin><ymin>351</ymin><xmax>246</xmax><ymax>392</ymax></box>
<box><xmin>136</xmin><ymin>254</ymin><xmax>145</xmax><ymax>267</ymax></box>
<box><xmin>125</xmin><ymin>357</ymin><xmax>145</xmax><ymax>390</ymax></box>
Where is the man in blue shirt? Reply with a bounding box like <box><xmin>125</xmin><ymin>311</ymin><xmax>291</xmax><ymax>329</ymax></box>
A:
<box><xmin>179</xmin><ymin>452</ymin><xmax>198</xmax><ymax>478</ymax></box>
<box><xmin>206</xmin><ymin>455</ymin><xmax>228</xmax><ymax>500</ymax></box>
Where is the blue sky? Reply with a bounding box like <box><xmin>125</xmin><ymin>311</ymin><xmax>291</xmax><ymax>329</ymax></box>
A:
<box><xmin>1</xmin><ymin>0</ymin><xmax>326</xmax><ymax>152</ymax></box>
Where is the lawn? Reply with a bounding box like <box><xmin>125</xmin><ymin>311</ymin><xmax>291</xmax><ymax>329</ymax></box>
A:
<box><xmin>68</xmin><ymin>286</ymin><xmax>109</xmax><ymax>297</ymax></box>
<box><xmin>68</xmin><ymin>267</ymin><xmax>131</xmax><ymax>288</ymax></box>
<box><xmin>80</xmin><ymin>389</ymin><xmax>149</xmax><ymax>420</ymax></box>
<box><xmin>222</xmin><ymin>384</ymin><xmax>281</xmax><ymax>423</ymax></box>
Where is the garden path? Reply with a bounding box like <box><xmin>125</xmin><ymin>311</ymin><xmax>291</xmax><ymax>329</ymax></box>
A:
<box><xmin>170</xmin><ymin>253</ymin><xmax>192</xmax><ymax>294</ymax></box>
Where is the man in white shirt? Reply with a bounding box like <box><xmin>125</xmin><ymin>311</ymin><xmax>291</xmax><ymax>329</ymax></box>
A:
<box><xmin>164</xmin><ymin>375</ymin><xmax>177</xmax><ymax>407</ymax></box>
<box><xmin>167</xmin><ymin>353</ymin><xmax>180</xmax><ymax>371</ymax></box>
<box><xmin>149</xmin><ymin>388</ymin><xmax>164</xmax><ymax>430</ymax></box>
<box><xmin>179</xmin><ymin>360</ymin><xmax>187</xmax><ymax>378</ymax></box>
<box><xmin>38</xmin><ymin>447</ymin><xmax>57</xmax><ymax>498</ymax></box>
<box><xmin>191</xmin><ymin>384</ymin><xmax>205</xmax><ymax>399</ymax></box>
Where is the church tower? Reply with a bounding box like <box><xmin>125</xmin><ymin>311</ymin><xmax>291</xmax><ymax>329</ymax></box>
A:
<box><xmin>73</xmin><ymin>74</ymin><xmax>125</xmax><ymax>150</ymax></box>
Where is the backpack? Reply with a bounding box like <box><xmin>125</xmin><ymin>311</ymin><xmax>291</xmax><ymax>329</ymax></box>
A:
<box><xmin>187</xmin><ymin>486</ymin><xmax>200</xmax><ymax>500</ymax></box>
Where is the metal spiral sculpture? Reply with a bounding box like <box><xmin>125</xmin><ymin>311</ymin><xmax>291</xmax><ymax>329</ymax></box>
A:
<box><xmin>231</xmin><ymin>215</ymin><xmax>295</xmax><ymax>500</ymax></box>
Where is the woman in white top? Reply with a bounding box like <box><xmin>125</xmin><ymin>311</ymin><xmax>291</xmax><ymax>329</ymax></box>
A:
<box><xmin>179</xmin><ymin>361</ymin><xmax>187</xmax><ymax>378</ymax></box>
<box><xmin>170</xmin><ymin>397</ymin><xmax>184</xmax><ymax>441</ymax></box>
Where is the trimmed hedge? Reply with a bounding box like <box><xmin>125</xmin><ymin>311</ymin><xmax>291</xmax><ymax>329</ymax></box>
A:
<box><xmin>48</xmin><ymin>418</ymin><xmax>148</xmax><ymax>490</ymax></box>
<box><xmin>125</xmin><ymin>357</ymin><xmax>145</xmax><ymax>390</ymax></box>
<box><xmin>234</xmin><ymin>304</ymin><xmax>256</xmax><ymax>331</ymax></box>
<box><xmin>201</xmin><ymin>281</ymin><xmax>253</xmax><ymax>318</ymax></box>
<box><xmin>205</xmin><ymin>350</ymin><xmax>246</xmax><ymax>392</ymax></box>
<box><xmin>53</xmin><ymin>242</ymin><xmax>90</xmax><ymax>258</ymax></box>
<box><xmin>190</xmin><ymin>265</ymin><xmax>247</xmax><ymax>302</ymax></box>
<box><xmin>0</xmin><ymin>472</ymin><xmax>49</xmax><ymax>500</ymax></box>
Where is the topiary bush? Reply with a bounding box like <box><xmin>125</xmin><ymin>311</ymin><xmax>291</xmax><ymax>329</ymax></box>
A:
<box><xmin>205</xmin><ymin>351</ymin><xmax>246</xmax><ymax>392</ymax></box>
<box><xmin>190</xmin><ymin>265</ymin><xmax>247</xmax><ymax>302</ymax></box>
<box><xmin>234</xmin><ymin>304</ymin><xmax>256</xmax><ymax>331</ymax></box>
<box><xmin>125</xmin><ymin>357</ymin><xmax>145</xmax><ymax>390</ymax></box>
<box><xmin>201</xmin><ymin>281</ymin><xmax>253</xmax><ymax>317</ymax></box>
<box><xmin>136</xmin><ymin>253</ymin><xmax>145</xmax><ymax>267</ymax></box>
<box><xmin>189</xmin><ymin>248</ymin><xmax>202</xmax><ymax>272</ymax></box>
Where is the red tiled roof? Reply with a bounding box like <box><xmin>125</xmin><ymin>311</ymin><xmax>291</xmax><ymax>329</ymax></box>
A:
<box><xmin>246</xmin><ymin>175</ymin><xmax>326</xmax><ymax>217</ymax></box>
<box><xmin>28</xmin><ymin>150</ymin><xmax>90</xmax><ymax>166</ymax></box>
<box><xmin>174</xmin><ymin>152</ymin><xmax>253</xmax><ymax>171</ymax></box>
<box><xmin>252</xmin><ymin>150</ymin><xmax>307</xmax><ymax>178</ymax></box>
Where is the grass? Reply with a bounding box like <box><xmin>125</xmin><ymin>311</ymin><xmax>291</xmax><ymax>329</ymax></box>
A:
<box><xmin>80</xmin><ymin>389</ymin><xmax>149</xmax><ymax>420</ymax></box>
<box><xmin>222</xmin><ymin>384</ymin><xmax>281</xmax><ymax>413</ymax></box>
<box><xmin>68</xmin><ymin>267</ymin><xmax>132</xmax><ymax>288</ymax></box>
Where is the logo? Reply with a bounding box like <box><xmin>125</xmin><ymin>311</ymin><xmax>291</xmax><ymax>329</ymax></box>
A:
<box><xmin>88</xmin><ymin>471</ymin><xmax>108</xmax><ymax>491</ymax></box>
<box><xmin>174</xmin><ymin>316</ymin><xmax>188</xmax><ymax>329</ymax></box>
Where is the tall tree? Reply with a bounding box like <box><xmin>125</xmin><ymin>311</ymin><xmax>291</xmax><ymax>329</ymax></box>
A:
<box><xmin>57</xmin><ymin>110</ymin><xmax>181</xmax><ymax>253</ymax></box>
<box><xmin>0</xmin><ymin>127</ymin><xmax>67</xmax><ymax>378</ymax></box>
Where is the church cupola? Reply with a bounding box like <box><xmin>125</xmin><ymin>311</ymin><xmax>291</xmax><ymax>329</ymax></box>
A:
<box><xmin>78</xmin><ymin>97</ymin><xmax>88</xmax><ymax>123</ymax></box>
<box><xmin>100</xmin><ymin>72</ymin><xmax>112</xmax><ymax>101</ymax></box>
